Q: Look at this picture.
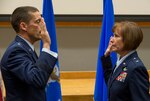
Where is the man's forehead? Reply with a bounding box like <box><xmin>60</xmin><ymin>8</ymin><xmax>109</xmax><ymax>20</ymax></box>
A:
<box><xmin>29</xmin><ymin>11</ymin><xmax>41</xmax><ymax>19</ymax></box>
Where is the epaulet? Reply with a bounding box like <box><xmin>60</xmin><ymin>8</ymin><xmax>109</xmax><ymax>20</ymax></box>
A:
<box><xmin>17</xmin><ymin>42</ymin><xmax>21</xmax><ymax>46</ymax></box>
<box><xmin>132</xmin><ymin>57</ymin><xmax>141</xmax><ymax>64</ymax></box>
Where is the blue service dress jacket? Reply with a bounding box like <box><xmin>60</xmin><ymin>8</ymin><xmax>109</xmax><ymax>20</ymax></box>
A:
<box><xmin>101</xmin><ymin>51</ymin><xmax>150</xmax><ymax>101</ymax></box>
<box><xmin>0</xmin><ymin>36</ymin><xmax>57</xmax><ymax>101</ymax></box>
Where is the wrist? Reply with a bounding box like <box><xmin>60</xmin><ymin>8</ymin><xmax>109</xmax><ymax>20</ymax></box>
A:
<box><xmin>43</xmin><ymin>43</ymin><xmax>50</xmax><ymax>50</ymax></box>
<box><xmin>104</xmin><ymin>51</ymin><xmax>110</xmax><ymax>57</ymax></box>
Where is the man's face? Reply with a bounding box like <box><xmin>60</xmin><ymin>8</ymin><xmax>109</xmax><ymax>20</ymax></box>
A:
<box><xmin>25</xmin><ymin>11</ymin><xmax>43</xmax><ymax>42</ymax></box>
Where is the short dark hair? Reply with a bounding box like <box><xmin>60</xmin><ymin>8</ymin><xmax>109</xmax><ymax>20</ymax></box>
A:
<box><xmin>112</xmin><ymin>21</ymin><xmax>143</xmax><ymax>50</ymax></box>
<box><xmin>10</xmin><ymin>6</ymin><xmax>39</xmax><ymax>33</ymax></box>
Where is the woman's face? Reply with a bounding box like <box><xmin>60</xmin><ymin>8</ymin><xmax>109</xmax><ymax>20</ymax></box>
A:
<box><xmin>111</xmin><ymin>31</ymin><xmax>124</xmax><ymax>55</ymax></box>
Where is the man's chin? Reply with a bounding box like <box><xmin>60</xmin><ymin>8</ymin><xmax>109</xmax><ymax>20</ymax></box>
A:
<box><xmin>34</xmin><ymin>37</ymin><xmax>41</xmax><ymax>42</ymax></box>
<box><xmin>36</xmin><ymin>35</ymin><xmax>42</xmax><ymax>40</ymax></box>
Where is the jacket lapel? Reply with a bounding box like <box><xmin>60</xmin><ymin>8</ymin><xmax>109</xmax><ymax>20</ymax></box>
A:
<box><xmin>108</xmin><ymin>51</ymin><xmax>138</xmax><ymax>88</ymax></box>
<box><xmin>15</xmin><ymin>36</ymin><xmax>38</xmax><ymax>62</ymax></box>
<box><xmin>109</xmin><ymin>64</ymin><xmax>125</xmax><ymax>87</ymax></box>
<box><xmin>28</xmin><ymin>48</ymin><xmax>38</xmax><ymax>62</ymax></box>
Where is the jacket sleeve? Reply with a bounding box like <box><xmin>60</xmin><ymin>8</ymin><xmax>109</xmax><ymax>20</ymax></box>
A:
<box><xmin>128</xmin><ymin>66</ymin><xmax>150</xmax><ymax>101</ymax></box>
<box><xmin>101</xmin><ymin>55</ymin><xmax>113</xmax><ymax>84</ymax></box>
<box><xmin>6</xmin><ymin>47</ymin><xmax>57</xmax><ymax>88</ymax></box>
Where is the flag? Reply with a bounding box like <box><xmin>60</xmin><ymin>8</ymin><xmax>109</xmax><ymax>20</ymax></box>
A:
<box><xmin>0</xmin><ymin>71</ymin><xmax>4</xmax><ymax>101</ymax></box>
<box><xmin>94</xmin><ymin>0</ymin><xmax>117</xmax><ymax>101</ymax></box>
<box><xmin>41</xmin><ymin>0</ymin><xmax>62</xmax><ymax>101</ymax></box>
<box><xmin>0</xmin><ymin>92</ymin><xmax>2</xmax><ymax>101</ymax></box>
<box><xmin>0</xmin><ymin>84</ymin><xmax>3</xmax><ymax>101</ymax></box>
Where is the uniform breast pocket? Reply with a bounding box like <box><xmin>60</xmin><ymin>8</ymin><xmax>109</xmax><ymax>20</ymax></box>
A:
<box><xmin>116</xmin><ymin>71</ymin><xmax>127</xmax><ymax>82</ymax></box>
<box><xmin>111</xmin><ymin>80</ymin><xmax>127</xmax><ymax>93</ymax></box>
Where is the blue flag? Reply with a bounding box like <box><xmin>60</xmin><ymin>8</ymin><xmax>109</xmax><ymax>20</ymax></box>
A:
<box><xmin>41</xmin><ymin>0</ymin><xmax>62</xmax><ymax>101</ymax></box>
<box><xmin>94</xmin><ymin>0</ymin><xmax>117</xmax><ymax>101</ymax></box>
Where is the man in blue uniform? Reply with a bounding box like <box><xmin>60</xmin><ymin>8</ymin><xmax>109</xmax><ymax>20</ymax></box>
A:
<box><xmin>0</xmin><ymin>6</ymin><xmax>57</xmax><ymax>101</ymax></box>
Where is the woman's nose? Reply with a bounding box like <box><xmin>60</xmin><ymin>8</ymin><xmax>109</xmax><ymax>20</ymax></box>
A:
<box><xmin>110</xmin><ymin>36</ymin><xmax>114</xmax><ymax>41</ymax></box>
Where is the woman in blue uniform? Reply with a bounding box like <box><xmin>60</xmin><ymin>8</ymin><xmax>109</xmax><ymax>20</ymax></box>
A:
<box><xmin>101</xmin><ymin>21</ymin><xmax>150</xmax><ymax>101</ymax></box>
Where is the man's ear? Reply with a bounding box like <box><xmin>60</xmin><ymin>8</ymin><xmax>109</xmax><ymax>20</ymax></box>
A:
<box><xmin>20</xmin><ymin>22</ymin><xmax>27</xmax><ymax>31</ymax></box>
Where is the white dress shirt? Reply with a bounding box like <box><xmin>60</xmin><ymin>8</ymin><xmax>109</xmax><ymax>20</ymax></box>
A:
<box><xmin>113</xmin><ymin>50</ymin><xmax>135</xmax><ymax>73</ymax></box>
